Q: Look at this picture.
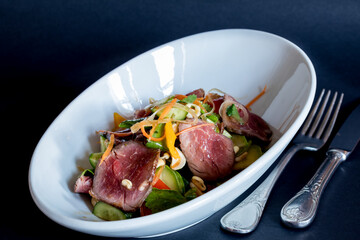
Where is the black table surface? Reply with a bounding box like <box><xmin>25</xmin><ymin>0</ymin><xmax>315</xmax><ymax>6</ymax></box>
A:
<box><xmin>1</xmin><ymin>1</ymin><xmax>360</xmax><ymax>239</ymax></box>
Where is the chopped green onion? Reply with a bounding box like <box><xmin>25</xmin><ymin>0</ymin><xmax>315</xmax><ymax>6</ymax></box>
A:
<box><xmin>206</xmin><ymin>113</ymin><xmax>220</xmax><ymax>123</ymax></box>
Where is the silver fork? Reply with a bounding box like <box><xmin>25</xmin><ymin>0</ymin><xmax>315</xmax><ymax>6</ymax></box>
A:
<box><xmin>220</xmin><ymin>89</ymin><xmax>344</xmax><ymax>234</ymax></box>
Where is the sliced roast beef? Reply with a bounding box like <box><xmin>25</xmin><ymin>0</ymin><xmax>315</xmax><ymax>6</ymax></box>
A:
<box><xmin>219</xmin><ymin>94</ymin><xmax>272</xmax><ymax>143</ymax></box>
<box><xmin>74</xmin><ymin>175</ymin><xmax>93</xmax><ymax>193</ymax></box>
<box><xmin>178</xmin><ymin>120</ymin><xmax>235</xmax><ymax>181</ymax></box>
<box><xmin>90</xmin><ymin>141</ymin><xmax>160</xmax><ymax>212</ymax></box>
<box><xmin>186</xmin><ymin>88</ymin><xmax>205</xmax><ymax>98</ymax></box>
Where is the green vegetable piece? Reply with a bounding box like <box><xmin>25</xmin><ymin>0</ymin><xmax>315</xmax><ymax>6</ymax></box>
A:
<box><xmin>222</xmin><ymin>129</ymin><xmax>232</xmax><ymax>139</ymax></box>
<box><xmin>233</xmin><ymin>145</ymin><xmax>262</xmax><ymax>170</ymax></box>
<box><xmin>226</xmin><ymin>104</ymin><xmax>244</xmax><ymax>124</ymax></box>
<box><xmin>184</xmin><ymin>188</ymin><xmax>197</xmax><ymax>201</ymax></box>
<box><xmin>145</xmin><ymin>123</ymin><xmax>168</xmax><ymax>151</ymax></box>
<box><xmin>145</xmin><ymin>141</ymin><xmax>168</xmax><ymax>151</ymax></box>
<box><xmin>206</xmin><ymin>113</ymin><xmax>220</xmax><ymax>123</ymax></box>
<box><xmin>202</xmin><ymin>103</ymin><xmax>212</xmax><ymax>112</ymax></box>
<box><xmin>145</xmin><ymin>188</ymin><xmax>187</xmax><ymax>213</ymax></box>
<box><xmin>93</xmin><ymin>201</ymin><xmax>127</xmax><ymax>221</ymax></box>
<box><xmin>156</xmin><ymin>108</ymin><xmax>187</xmax><ymax>120</ymax></box>
<box><xmin>231</xmin><ymin>134</ymin><xmax>250</xmax><ymax>156</ymax></box>
<box><xmin>118</xmin><ymin>118</ymin><xmax>145</xmax><ymax>128</ymax></box>
<box><xmin>81</xmin><ymin>168</ymin><xmax>94</xmax><ymax>176</ymax></box>
<box><xmin>100</xmin><ymin>135</ymin><xmax>108</xmax><ymax>152</ymax></box>
<box><xmin>158</xmin><ymin>165</ymin><xmax>185</xmax><ymax>194</ymax></box>
<box><xmin>89</xmin><ymin>152</ymin><xmax>103</xmax><ymax>168</ymax></box>
<box><xmin>180</xmin><ymin>94</ymin><xmax>197</xmax><ymax>104</ymax></box>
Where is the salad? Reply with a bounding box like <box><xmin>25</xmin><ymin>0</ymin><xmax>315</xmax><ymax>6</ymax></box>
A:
<box><xmin>74</xmin><ymin>87</ymin><xmax>272</xmax><ymax>221</ymax></box>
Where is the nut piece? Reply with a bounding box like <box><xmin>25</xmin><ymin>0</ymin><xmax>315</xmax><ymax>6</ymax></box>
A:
<box><xmin>235</xmin><ymin>152</ymin><xmax>248</xmax><ymax>162</ymax></box>
<box><xmin>121</xmin><ymin>179</ymin><xmax>133</xmax><ymax>190</ymax></box>
<box><xmin>233</xmin><ymin>146</ymin><xmax>240</xmax><ymax>154</ymax></box>
<box><xmin>191</xmin><ymin>176</ymin><xmax>206</xmax><ymax>191</ymax></box>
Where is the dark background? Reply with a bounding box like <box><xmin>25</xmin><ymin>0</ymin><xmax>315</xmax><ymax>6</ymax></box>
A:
<box><xmin>1</xmin><ymin>0</ymin><xmax>359</xmax><ymax>239</ymax></box>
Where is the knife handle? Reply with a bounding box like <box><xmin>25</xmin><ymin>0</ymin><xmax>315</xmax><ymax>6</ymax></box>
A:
<box><xmin>280</xmin><ymin>149</ymin><xmax>348</xmax><ymax>228</ymax></box>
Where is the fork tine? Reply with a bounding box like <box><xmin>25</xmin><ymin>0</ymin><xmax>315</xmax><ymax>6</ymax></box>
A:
<box><xmin>315</xmin><ymin>92</ymin><xmax>338</xmax><ymax>139</ymax></box>
<box><xmin>308</xmin><ymin>90</ymin><xmax>331</xmax><ymax>137</ymax></box>
<box><xmin>301</xmin><ymin>89</ymin><xmax>325</xmax><ymax>135</ymax></box>
<box><xmin>322</xmin><ymin>93</ymin><xmax>344</xmax><ymax>142</ymax></box>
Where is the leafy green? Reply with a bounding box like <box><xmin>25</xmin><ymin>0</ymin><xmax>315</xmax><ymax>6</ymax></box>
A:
<box><xmin>226</xmin><ymin>104</ymin><xmax>244</xmax><ymax>124</ymax></box>
<box><xmin>145</xmin><ymin>188</ymin><xmax>187</xmax><ymax>213</ymax></box>
<box><xmin>180</xmin><ymin>94</ymin><xmax>197</xmax><ymax>104</ymax></box>
<box><xmin>184</xmin><ymin>188</ymin><xmax>197</xmax><ymax>201</ymax></box>
<box><xmin>206</xmin><ymin>113</ymin><xmax>220</xmax><ymax>123</ymax></box>
<box><xmin>202</xmin><ymin>103</ymin><xmax>212</xmax><ymax>112</ymax></box>
<box><xmin>118</xmin><ymin>118</ymin><xmax>145</xmax><ymax>128</ymax></box>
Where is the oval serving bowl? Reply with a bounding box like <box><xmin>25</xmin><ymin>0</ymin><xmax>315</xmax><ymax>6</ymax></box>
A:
<box><xmin>29</xmin><ymin>29</ymin><xmax>316</xmax><ymax>237</ymax></box>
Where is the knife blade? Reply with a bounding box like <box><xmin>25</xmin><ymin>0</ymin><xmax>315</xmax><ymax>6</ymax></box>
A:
<box><xmin>280</xmin><ymin>103</ymin><xmax>360</xmax><ymax>228</ymax></box>
<box><xmin>329</xmin><ymin>103</ymin><xmax>360</xmax><ymax>152</ymax></box>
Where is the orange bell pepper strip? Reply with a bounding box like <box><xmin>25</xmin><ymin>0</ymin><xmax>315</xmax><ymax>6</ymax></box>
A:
<box><xmin>165</xmin><ymin>121</ymin><xmax>180</xmax><ymax>160</ymax></box>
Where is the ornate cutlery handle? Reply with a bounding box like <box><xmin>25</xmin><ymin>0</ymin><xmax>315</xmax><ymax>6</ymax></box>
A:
<box><xmin>221</xmin><ymin>144</ymin><xmax>302</xmax><ymax>233</ymax></box>
<box><xmin>280</xmin><ymin>149</ymin><xmax>348</xmax><ymax>228</ymax></box>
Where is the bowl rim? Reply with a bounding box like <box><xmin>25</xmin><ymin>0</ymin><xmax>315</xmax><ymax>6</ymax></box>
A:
<box><xmin>28</xmin><ymin>28</ymin><xmax>316</xmax><ymax>237</ymax></box>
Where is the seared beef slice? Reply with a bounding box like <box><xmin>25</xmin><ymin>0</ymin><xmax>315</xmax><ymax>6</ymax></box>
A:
<box><xmin>179</xmin><ymin>121</ymin><xmax>235</xmax><ymax>181</ymax></box>
<box><xmin>220</xmin><ymin>94</ymin><xmax>272</xmax><ymax>143</ymax></box>
<box><xmin>90</xmin><ymin>141</ymin><xmax>160</xmax><ymax>212</ymax></box>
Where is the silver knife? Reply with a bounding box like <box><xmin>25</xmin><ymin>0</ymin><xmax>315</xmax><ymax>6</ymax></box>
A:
<box><xmin>280</xmin><ymin>103</ymin><xmax>360</xmax><ymax>228</ymax></box>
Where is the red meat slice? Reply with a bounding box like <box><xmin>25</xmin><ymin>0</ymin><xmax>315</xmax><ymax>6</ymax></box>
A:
<box><xmin>90</xmin><ymin>141</ymin><xmax>159</xmax><ymax>212</ymax></box>
<box><xmin>219</xmin><ymin>94</ymin><xmax>272</xmax><ymax>143</ymax></box>
<box><xmin>179</xmin><ymin>120</ymin><xmax>235</xmax><ymax>181</ymax></box>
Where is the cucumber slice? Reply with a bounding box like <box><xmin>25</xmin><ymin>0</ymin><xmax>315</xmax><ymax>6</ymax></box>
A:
<box><xmin>156</xmin><ymin>108</ymin><xmax>187</xmax><ymax>120</ymax></box>
<box><xmin>233</xmin><ymin>145</ymin><xmax>262</xmax><ymax>170</ymax></box>
<box><xmin>158</xmin><ymin>165</ymin><xmax>185</xmax><ymax>194</ymax></box>
<box><xmin>89</xmin><ymin>152</ymin><xmax>103</xmax><ymax>168</ymax></box>
<box><xmin>93</xmin><ymin>201</ymin><xmax>127</xmax><ymax>221</ymax></box>
<box><xmin>231</xmin><ymin>134</ymin><xmax>251</xmax><ymax>156</ymax></box>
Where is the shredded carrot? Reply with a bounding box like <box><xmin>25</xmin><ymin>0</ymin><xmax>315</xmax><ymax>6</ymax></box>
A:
<box><xmin>99</xmin><ymin>134</ymin><xmax>115</xmax><ymax>166</ymax></box>
<box><xmin>140</xmin><ymin>123</ymin><xmax>166</xmax><ymax>141</ymax></box>
<box><xmin>158</xmin><ymin>98</ymin><xmax>177</xmax><ymax>120</ymax></box>
<box><xmin>165</xmin><ymin>121</ymin><xmax>180</xmax><ymax>160</ymax></box>
<box><xmin>174</xmin><ymin>94</ymin><xmax>187</xmax><ymax>100</ymax></box>
<box><xmin>147</xmin><ymin>98</ymin><xmax>177</xmax><ymax>140</ymax></box>
<box><xmin>203</xmin><ymin>94</ymin><xmax>209</xmax><ymax>104</ymax></box>
<box><xmin>245</xmin><ymin>85</ymin><xmax>267</xmax><ymax>109</ymax></box>
<box><xmin>194</xmin><ymin>99</ymin><xmax>207</xmax><ymax>112</ymax></box>
<box><xmin>151</xmin><ymin>165</ymin><xmax>165</xmax><ymax>186</ymax></box>
<box><xmin>175</xmin><ymin>123</ymin><xmax>214</xmax><ymax>136</ymax></box>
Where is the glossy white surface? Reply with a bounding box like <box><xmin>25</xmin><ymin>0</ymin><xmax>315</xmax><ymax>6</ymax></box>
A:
<box><xmin>28</xmin><ymin>29</ymin><xmax>316</xmax><ymax>237</ymax></box>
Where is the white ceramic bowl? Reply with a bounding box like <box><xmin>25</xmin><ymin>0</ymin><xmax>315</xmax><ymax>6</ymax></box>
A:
<box><xmin>29</xmin><ymin>29</ymin><xmax>316</xmax><ymax>237</ymax></box>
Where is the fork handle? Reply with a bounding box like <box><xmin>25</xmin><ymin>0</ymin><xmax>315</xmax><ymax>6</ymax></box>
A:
<box><xmin>220</xmin><ymin>144</ymin><xmax>303</xmax><ymax>234</ymax></box>
<box><xmin>280</xmin><ymin>149</ymin><xmax>348</xmax><ymax>228</ymax></box>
